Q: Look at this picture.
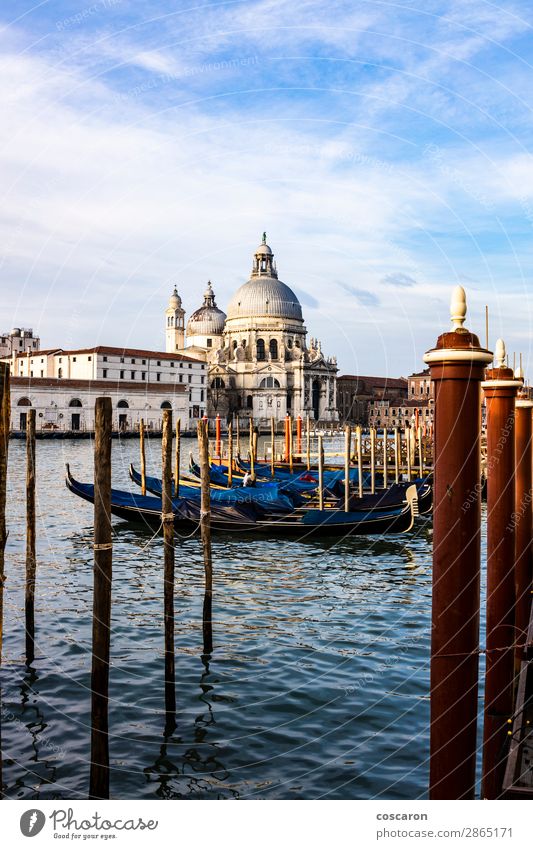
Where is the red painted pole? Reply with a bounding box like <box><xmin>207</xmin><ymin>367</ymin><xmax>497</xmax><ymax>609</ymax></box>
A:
<box><xmin>514</xmin><ymin>395</ymin><xmax>533</xmax><ymax>668</ymax></box>
<box><xmin>481</xmin><ymin>339</ymin><xmax>521</xmax><ymax>799</ymax></box>
<box><xmin>215</xmin><ymin>414</ymin><xmax>221</xmax><ymax>460</ymax></box>
<box><xmin>284</xmin><ymin>414</ymin><xmax>290</xmax><ymax>463</ymax></box>
<box><xmin>424</xmin><ymin>286</ymin><xmax>492</xmax><ymax>800</ymax></box>
<box><xmin>296</xmin><ymin>415</ymin><xmax>302</xmax><ymax>457</ymax></box>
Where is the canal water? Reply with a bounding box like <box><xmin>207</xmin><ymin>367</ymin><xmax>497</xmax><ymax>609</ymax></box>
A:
<box><xmin>1</xmin><ymin>437</ymin><xmax>482</xmax><ymax>800</ymax></box>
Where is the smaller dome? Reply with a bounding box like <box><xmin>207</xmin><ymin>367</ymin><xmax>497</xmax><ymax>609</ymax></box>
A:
<box><xmin>168</xmin><ymin>286</ymin><xmax>182</xmax><ymax>309</ymax></box>
<box><xmin>186</xmin><ymin>281</ymin><xmax>226</xmax><ymax>337</ymax></box>
<box><xmin>255</xmin><ymin>242</ymin><xmax>273</xmax><ymax>256</ymax></box>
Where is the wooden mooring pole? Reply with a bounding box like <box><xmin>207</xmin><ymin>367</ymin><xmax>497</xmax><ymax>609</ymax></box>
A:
<box><xmin>370</xmin><ymin>427</ymin><xmax>376</xmax><ymax>494</ymax></box>
<box><xmin>139</xmin><ymin>418</ymin><xmax>146</xmax><ymax>496</ymax></box>
<box><xmin>198</xmin><ymin>420</ymin><xmax>213</xmax><ymax>655</ymax></box>
<box><xmin>318</xmin><ymin>434</ymin><xmax>324</xmax><ymax>511</ymax></box>
<box><xmin>394</xmin><ymin>427</ymin><xmax>400</xmax><ymax>483</ymax></box>
<box><xmin>296</xmin><ymin>415</ymin><xmax>302</xmax><ymax>458</ymax></box>
<box><xmin>306</xmin><ymin>414</ymin><xmax>311</xmax><ymax>470</ymax></box>
<box><xmin>481</xmin><ymin>339</ymin><xmax>521</xmax><ymax>799</ymax></box>
<box><xmin>25</xmin><ymin>408</ymin><xmax>37</xmax><ymax>664</ymax></box>
<box><xmin>90</xmin><ymin>397</ymin><xmax>113</xmax><ymax>800</ymax></box>
<box><xmin>356</xmin><ymin>425</ymin><xmax>363</xmax><ymax>498</ymax></box>
<box><xmin>344</xmin><ymin>424</ymin><xmax>351</xmax><ymax>512</ymax></box>
<box><xmin>227</xmin><ymin>421</ymin><xmax>233</xmax><ymax>488</ymax></box>
<box><xmin>270</xmin><ymin>417</ymin><xmax>275</xmax><ymax>478</ymax></box>
<box><xmin>423</xmin><ymin>286</ymin><xmax>492</xmax><ymax>799</ymax></box>
<box><xmin>175</xmin><ymin>418</ymin><xmax>181</xmax><ymax>498</ymax></box>
<box><xmin>288</xmin><ymin>415</ymin><xmax>294</xmax><ymax>474</ymax></box>
<box><xmin>0</xmin><ymin>363</ymin><xmax>10</xmax><ymax>666</ymax></box>
<box><xmin>235</xmin><ymin>414</ymin><xmax>240</xmax><ymax>457</ymax></box>
<box><xmin>383</xmin><ymin>427</ymin><xmax>388</xmax><ymax>489</ymax></box>
<box><xmin>161</xmin><ymin>410</ymin><xmax>176</xmax><ymax>722</ymax></box>
<box><xmin>514</xmin><ymin>394</ymin><xmax>533</xmax><ymax>669</ymax></box>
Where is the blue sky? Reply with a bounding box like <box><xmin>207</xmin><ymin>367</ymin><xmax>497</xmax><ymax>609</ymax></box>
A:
<box><xmin>1</xmin><ymin>0</ymin><xmax>533</xmax><ymax>374</ymax></box>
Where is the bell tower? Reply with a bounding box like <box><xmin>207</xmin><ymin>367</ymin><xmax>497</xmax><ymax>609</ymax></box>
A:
<box><xmin>165</xmin><ymin>287</ymin><xmax>186</xmax><ymax>352</ymax></box>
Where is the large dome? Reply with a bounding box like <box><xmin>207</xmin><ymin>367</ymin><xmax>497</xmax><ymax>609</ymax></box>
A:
<box><xmin>186</xmin><ymin>281</ymin><xmax>226</xmax><ymax>336</ymax></box>
<box><xmin>227</xmin><ymin>277</ymin><xmax>303</xmax><ymax>321</ymax></box>
<box><xmin>226</xmin><ymin>236</ymin><xmax>303</xmax><ymax>321</ymax></box>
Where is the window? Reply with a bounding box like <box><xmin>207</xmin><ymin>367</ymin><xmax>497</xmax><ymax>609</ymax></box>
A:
<box><xmin>157</xmin><ymin>361</ymin><xmax>161</xmax><ymax>366</ymax></box>
<box><xmin>179</xmin><ymin>375</ymin><xmax>183</xmax><ymax>383</ymax></box>
<box><xmin>120</xmin><ymin>357</ymin><xmax>124</xmax><ymax>363</ymax></box>
<box><xmin>161</xmin><ymin>401</ymin><xmax>172</xmax><ymax>409</ymax></box>
<box><xmin>131</xmin><ymin>358</ymin><xmax>136</xmax><ymax>364</ymax></box>
<box><xmin>59</xmin><ymin>357</ymin><xmax>62</xmax><ymax>363</ymax></box>
<box><xmin>269</xmin><ymin>339</ymin><xmax>278</xmax><ymax>359</ymax></box>
<box><xmin>201</xmin><ymin>376</ymin><xmax>205</xmax><ymax>384</ymax></box>
<box><xmin>88</xmin><ymin>356</ymin><xmax>92</xmax><ymax>362</ymax></box>
<box><xmin>200</xmin><ymin>389</ymin><xmax>204</xmax><ymax>402</ymax></box>
<box><xmin>120</xmin><ymin>370</ymin><xmax>125</xmax><ymax>379</ymax></box>
<box><xmin>188</xmin><ymin>375</ymin><xmax>191</xmax><ymax>384</ymax></box>
<box><xmin>40</xmin><ymin>370</ymin><xmax>43</xmax><ymax>377</ymax></box>
<box><xmin>130</xmin><ymin>371</ymin><xmax>135</xmax><ymax>379</ymax></box>
<box><xmin>259</xmin><ymin>376</ymin><xmax>281</xmax><ymax>389</ymax></box>
<box><xmin>142</xmin><ymin>359</ymin><xmax>146</xmax><ymax>365</ymax></box>
<box><xmin>58</xmin><ymin>368</ymin><xmax>62</xmax><ymax>378</ymax></box>
<box><xmin>117</xmin><ymin>400</ymin><xmax>129</xmax><ymax>408</ymax></box>
<box><xmin>188</xmin><ymin>363</ymin><xmax>192</xmax><ymax>369</ymax></box>
<box><xmin>207</xmin><ymin>339</ymin><xmax>212</xmax><ymax>348</ymax></box>
<box><xmin>141</xmin><ymin>371</ymin><xmax>146</xmax><ymax>380</ymax></box>
<box><xmin>40</xmin><ymin>359</ymin><xmax>44</xmax><ymax>363</ymax></box>
<box><xmin>246</xmin><ymin>395</ymin><xmax>253</xmax><ymax>409</ymax></box>
<box><xmin>69</xmin><ymin>399</ymin><xmax>82</xmax><ymax>407</ymax></box>
<box><xmin>103</xmin><ymin>356</ymin><xmax>108</xmax><ymax>362</ymax></box>
<box><xmin>287</xmin><ymin>338</ymin><xmax>293</xmax><ymax>348</ymax></box>
<box><xmin>156</xmin><ymin>373</ymin><xmax>161</xmax><ymax>382</ymax></box>
<box><xmin>17</xmin><ymin>397</ymin><xmax>32</xmax><ymax>406</ymax></box>
<box><xmin>257</xmin><ymin>338</ymin><xmax>266</xmax><ymax>360</ymax></box>
<box><xmin>180</xmin><ymin>363</ymin><xmax>183</xmax><ymax>368</ymax></box>
<box><xmin>103</xmin><ymin>369</ymin><xmax>108</xmax><ymax>378</ymax></box>
<box><xmin>30</xmin><ymin>371</ymin><xmax>33</xmax><ymax>377</ymax></box>
<box><xmin>170</xmin><ymin>362</ymin><xmax>174</xmax><ymax>367</ymax></box>
<box><xmin>233</xmin><ymin>340</ymin><xmax>237</xmax><ymax>350</ymax></box>
<box><xmin>211</xmin><ymin>377</ymin><xmax>225</xmax><ymax>389</ymax></box>
<box><xmin>72</xmin><ymin>357</ymin><xmax>77</xmax><ymax>362</ymax></box>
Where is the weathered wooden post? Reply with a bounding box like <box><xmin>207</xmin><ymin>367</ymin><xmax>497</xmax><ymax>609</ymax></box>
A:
<box><xmin>423</xmin><ymin>286</ymin><xmax>492</xmax><ymax>800</ymax></box>
<box><xmin>283</xmin><ymin>414</ymin><xmax>290</xmax><ymax>463</ymax></box>
<box><xmin>139</xmin><ymin>418</ymin><xmax>147</xmax><ymax>496</ymax></box>
<box><xmin>90</xmin><ymin>397</ymin><xmax>113</xmax><ymax>800</ymax></box>
<box><xmin>406</xmin><ymin>425</ymin><xmax>412</xmax><ymax>481</ymax></box>
<box><xmin>318</xmin><ymin>434</ymin><xmax>324</xmax><ymax>511</ymax></box>
<box><xmin>370</xmin><ymin>427</ymin><xmax>376</xmax><ymax>494</ymax></box>
<box><xmin>198</xmin><ymin>420</ymin><xmax>213</xmax><ymax>655</ymax></box>
<box><xmin>235</xmin><ymin>414</ymin><xmax>241</xmax><ymax>457</ymax></box>
<box><xmin>356</xmin><ymin>425</ymin><xmax>363</xmax><ymax>497</ymax></box>
<box><xmin>306</xmin><ymin>415</ymin><xmax>311</xmax><ymax>470</ymax></box>
<box><xmin>270</xmin><ymin>417</ymin><xmax>275</xmax><ymax>477</ymax></box>
<box><xmin>0</xmin><ymin>363</ymin><xmax>9</xmax><ymax>665</ymax></box>
<box><xmin>174</xmin><ymin>418</ymin><xmax>181</xmax><ymax>498</ymax></box>
<box><xmin>383</xmin><ymin>427</ymin><xmax>388</xmax><ymax>489</ymax></box>
<box><xmin>296</xmin><ymin>415</ymin><xmax>302</xmax><ymax>458</ymax></box>
<box><xmin>344</xmin><ymin>424</ymin><xmax>351</xmax><ymax>512</ymax></box>
<box><xmin>248</xmin><ymin>417</ymin><xmax>253</xmax><ymax>462</ymax></box>
<box><xmin>394</xmin><ymin>427</ymin><xmax>400</xmax><ymax>482</ymax></box>
<box><xmin>481</xmin><ymin>338</ymin><xmax>521</xmax><ymax>799</ymax></box>
<box><xmin>417</xmin><ymin>425</ymin><xmax>423</xmax><ymax>477</ymax></box>
<box><xmin>227</xmin><ymin>421</ymin><xmax>233</xmax><ymax>488</ymax></box>
<box><xmin>161</xmin><ymin>410</ymin><xmax>176</xmax><ymax>721</ymax></box>
<box><xmin>514</xmin><ymin>388</ymin><xmax>533</xmax><ymax>668</ymax></box>
<box><xmin>215</xmin><ymin>414</ymin><xmax>221</xmax><ymax>461</ymax></box>
<box><xmin>25</xmin><ymin>408</ymin><xmax>37</xmax><ymax>664</ymax></box>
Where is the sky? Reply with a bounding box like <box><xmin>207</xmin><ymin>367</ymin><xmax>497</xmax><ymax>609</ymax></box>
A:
<box><xmin>1</xmin><ymin>0</ymin><xmax>533</xmax><ymax>375</ymax></box>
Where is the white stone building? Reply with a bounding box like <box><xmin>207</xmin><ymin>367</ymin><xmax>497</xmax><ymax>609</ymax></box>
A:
<box><xmin>0</xmin><ymin>327</ymin><xmax>40</xmax><ymax>357</ymax></box>
<box><xmin>165</xmin><ymin>236</ymin><xmax>338</xmax><ymax>425</ymax></box>
<box><xmin>9</xmin><ymin>376</ymin><xmax>188</xmax><ymax>434</ymax></box>
<box><xmin>3</xmin><ymin>346</ymin><xmax>207</xmax><ymax>430</ymax></box>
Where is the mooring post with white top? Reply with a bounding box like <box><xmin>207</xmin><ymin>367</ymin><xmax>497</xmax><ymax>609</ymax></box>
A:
<box><xmin>481</xmin><ymin>339</ymin><xmax>521</xmax><ymax>799</ymax></box>
<box><xmin>424</xmin><ymin>286</ymin><xmax>492</xmax><ymax>800</ymax></box>
<box><xmin>514</xmin><ymin>380</ymin><xmax>533</xmax><ymax>670</ymax></box>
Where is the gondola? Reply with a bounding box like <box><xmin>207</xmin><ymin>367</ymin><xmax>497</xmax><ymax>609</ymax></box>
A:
<box><xmin>130</xmin><ymin>463</ymin><xmax>432</xmax><ymax>515</ymax></box>
<box><xmin>188</xmin><ymin>457</ymin><xmax>345</xmax><ymax>497</ymax></box>
<box><xmin>66</xmin><ymin>467</ymin><xmax>419</xmax><ymax>537</ymax></box>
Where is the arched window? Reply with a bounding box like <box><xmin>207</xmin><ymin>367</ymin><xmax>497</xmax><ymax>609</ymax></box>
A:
<box><xmin>246</xmin><ymin>395</ymin><xmax>253</xmax><ymax>409</ymax></box>
<box><xmin>117</xmin><ymin>400</ymin><xmax>129</xmax><ymax>408</ymax></box>
<box><xmin>287</xmin><ymin>338</ymin><xmax>293</xmax><ymax>348</ymax></box>
<box><xmin>69</xmin><ymin>399</ymin><xmax>82</xmax><ymax>407</ymax></box>
<box><xmin>211</xmin><ymin>377</ymin><xmax>225</xmax><ymax>389</ymax></box>
<box><xmin>295</xmin><ymin>339</ymin><xmax>301</xmax><ymax>348</ymax></box>
<box><xmin>57</xmin><ymin>368</ymin><xmax>62</xmax><ymax>378</ymax></box>
<box><xmin>269</xmin><ymin>339</ymin><xmax>278</xmax><ymax>359</ymax></box>
<box><xmin>256</xmin><ymin>338</ymin><xmax>265</xmax><ymax>361</ymax></box>
<box><xmin>17</xmin><ymin>397</ymin><xmax>31</xmax><ymax>406</ymax></box>
<box><xmin>160</xmin><ymin>401</ymin><xmax>172</xmax><ymax>409</ymax></box>
<box><xmin>259</xmin><ymin>377</ymin><xmax>281</xmax><ymax>389</ymax></box>
<box><xmin>232</xmin><ymin>340</ymin><xmax>238</xmax><ymax>350</ymax></box>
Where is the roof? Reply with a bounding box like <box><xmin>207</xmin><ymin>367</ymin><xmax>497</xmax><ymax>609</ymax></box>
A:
<box><xmin>1</xmin><ymin>348</ymin><xmax>62</xmax><ymax>359</ymax></box>
<box><xmin>338</xmin><ymin>375</ymin><xmax>407</xmax><ymax>388</ymax></box>
<box><xmin>226</xmin><ymin>276</ymin><xmax>303</xmax><ymax>322</ymax></box>
<box><xmin>408</xmin><ymin>369</ymin><xmax>430</xmax><ymax>378</ymax></box>
<box><xmin>10</xmin><ymin>377</ymin><xmax>187</xmax><ymax>393</ymax></box>
<box><xmin>4</xmin><ymin>346</ymin><xmax>204</xmax><ymax>364</ymax></box>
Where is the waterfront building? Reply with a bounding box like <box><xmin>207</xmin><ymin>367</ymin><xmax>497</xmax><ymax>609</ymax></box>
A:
<box><xmin>2</xmin><ymin>346</ymin><xmax>206</xmax><ymax>430</ymax></box>
<box><xmin>337</xmin><ymin>375</ymin><xmax>407</xmax><ymax>425</ymax></box>
<box><xmin>368</xmin><ymin>369</ymin><xmax>433</xmax><ymax>428</ymax></box>
<box><xmin>0</xmin><ymin>327</ymin><xmax>40</xmax><ymax>357</ymax></box>
<box><xmin>166</xmin><ymin>235</ymin><xmax>338</xmax><ymax>424</ymax></box>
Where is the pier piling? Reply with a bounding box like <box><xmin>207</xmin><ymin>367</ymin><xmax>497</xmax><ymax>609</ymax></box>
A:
<box><xmin>318</xmin><ymin>434</ymin><xmax>324</xmax><ymax>511</ymax></box>
<box><xmin>25</xmin><ymin>408</ymin><xmax>37</xmax><ymax>664</ymax></box>
<box><xmin>0</xmin><ymin>363</ymin><xmax>10</xmax><ymax>665</ymax></box>
<box><xmin>139</xmin><ymin>418</ymin><xmax>146</xmax><ymax>496</ymax></box>
<box><xmin>423</xmin><ymin>286</ymin><xmax>492</xmax><ymax>799</ymax></box>
<box><xmin>227</xmin><ymin>421</ymin><xmax>233</xmax><ymax>487</ymax></box>
<box><xmin>89</xmin><ymin>396</ymin><xmax>113</xmax><ymax>800</ymax></box>
<box><xmin>344</xmin><ymin>424</ymin><xmax>351</xmax><ymax>512</ymax></box>
<box><xmin>161</xmin><ymin>410</ymin><xmax>176</xmax><ymax>721</ymax></box>
<box><xmin>481</xmin><ymin>339</ymin><xmax>521</xmax><ymax>799</ymax></box>
<box><xmin>270</xmin><ymin>417</ymin><xmax>275</xmax><ymax>478</ymax></box>
<box><xmin>306</xmin><ymin>415</ymin><xmax>311</xmax><ymax>470</ymax></box>
<box><xmin>175</xmin><ymin>418</ymin><xmax>181</xmax><ymax>498</ymax></box>
<box><xmin>198</xmin><ymin>420</ymin><xmax>213</xmax><ymax>655</ymax></box>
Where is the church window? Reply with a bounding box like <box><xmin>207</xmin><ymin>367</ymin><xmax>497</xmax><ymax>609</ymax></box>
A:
<box><xmin>246</xmin><ymin>395</ymin><xmax>253</xmax><ymax>409</ymax></box>
<box><xmin>287</xmin><ymin>339</ymin><xmax>293</xmax><ymax>348</ymax></box>
<box><xmin>295</xmin><ymin>339</ymin><xmax>301</xmax><ymax>348</ymax></box>
<box><xmin>259</xmin><ymin>377</ymin><xmax>281</xmax><ymax>389</ymax></box>
<box><xmin>207</xmin><ymin>339</ymin><xmax>213</xmax><ymax>348</ymax></box>
<box><xmin>269</xmin><ymin>339</ymin><xmax>278</xmax><ymax>359</ymax></box>
<box><xmin>211</xmin><ymin>377</ymin><xmax>225</xmax><ymax>389</ymax></box>
<box><xmin>256</xmin><ymin>339</ymin><xmax>266</xmax><ymax>360</ymax></box>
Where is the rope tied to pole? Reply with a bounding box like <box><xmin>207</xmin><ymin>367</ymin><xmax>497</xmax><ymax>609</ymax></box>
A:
<box><xmin>93</xmin><ymin>542</ymin><xmax>113</xmax><ymax>551</ymax></box>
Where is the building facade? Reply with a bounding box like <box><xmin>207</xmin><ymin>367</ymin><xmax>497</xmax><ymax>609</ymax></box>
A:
<box><xmin>3</xmin><ymin>346</ymin><xmax>207</xmax><ymax>428</ymax></box>
<box><xmin>368</xmin><ymin>369</ymin><xmax>433</xmax><ymax>429</ymax></box>
<box><xmin>337</xmin><ymin>375</ymin><xmax>407</xmax><ymax>425</ymax></box>
<box><xmin>9</xmin><ymin>377</ymin><xmax>188</xmax><ymax>433</ymax></box>
<box><xmin>0</xmin><ymin>327</ymin><xmax>40</xmax><ymax>357</ymax></box>
<box><xmin>167</xmin><ymin>236</ymin><xmax>338</xmax><ymax>425</ymax></box>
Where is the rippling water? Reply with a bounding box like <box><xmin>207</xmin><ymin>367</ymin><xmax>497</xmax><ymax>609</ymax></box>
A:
<box><xmin>1</xmin><ymin>436</ymin><xmax>438</xmax><ymax>799</ymax></box>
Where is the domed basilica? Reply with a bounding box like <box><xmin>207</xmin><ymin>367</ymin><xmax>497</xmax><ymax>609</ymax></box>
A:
<box><xmin>165</xmin><ymin>235</ymin><xmax>338</xmax><ymax>423</ymax></box>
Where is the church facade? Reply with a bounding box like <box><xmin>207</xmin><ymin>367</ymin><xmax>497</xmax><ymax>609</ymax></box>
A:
<box><xmin>165</xmin><ymin>236</ymin><xmax>338</xmax><ymax>425</ymax></box>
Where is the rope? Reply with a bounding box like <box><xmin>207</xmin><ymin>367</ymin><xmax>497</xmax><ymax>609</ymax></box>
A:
<box><xmin>434</xmin><ymin>643</ymin><xmax>530</xmax><ymax>658</ymax></box>
<box><xmin>93</xmin><ymin>542</ymin><xmax>113</xmax><ymax>551</ymax></box>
